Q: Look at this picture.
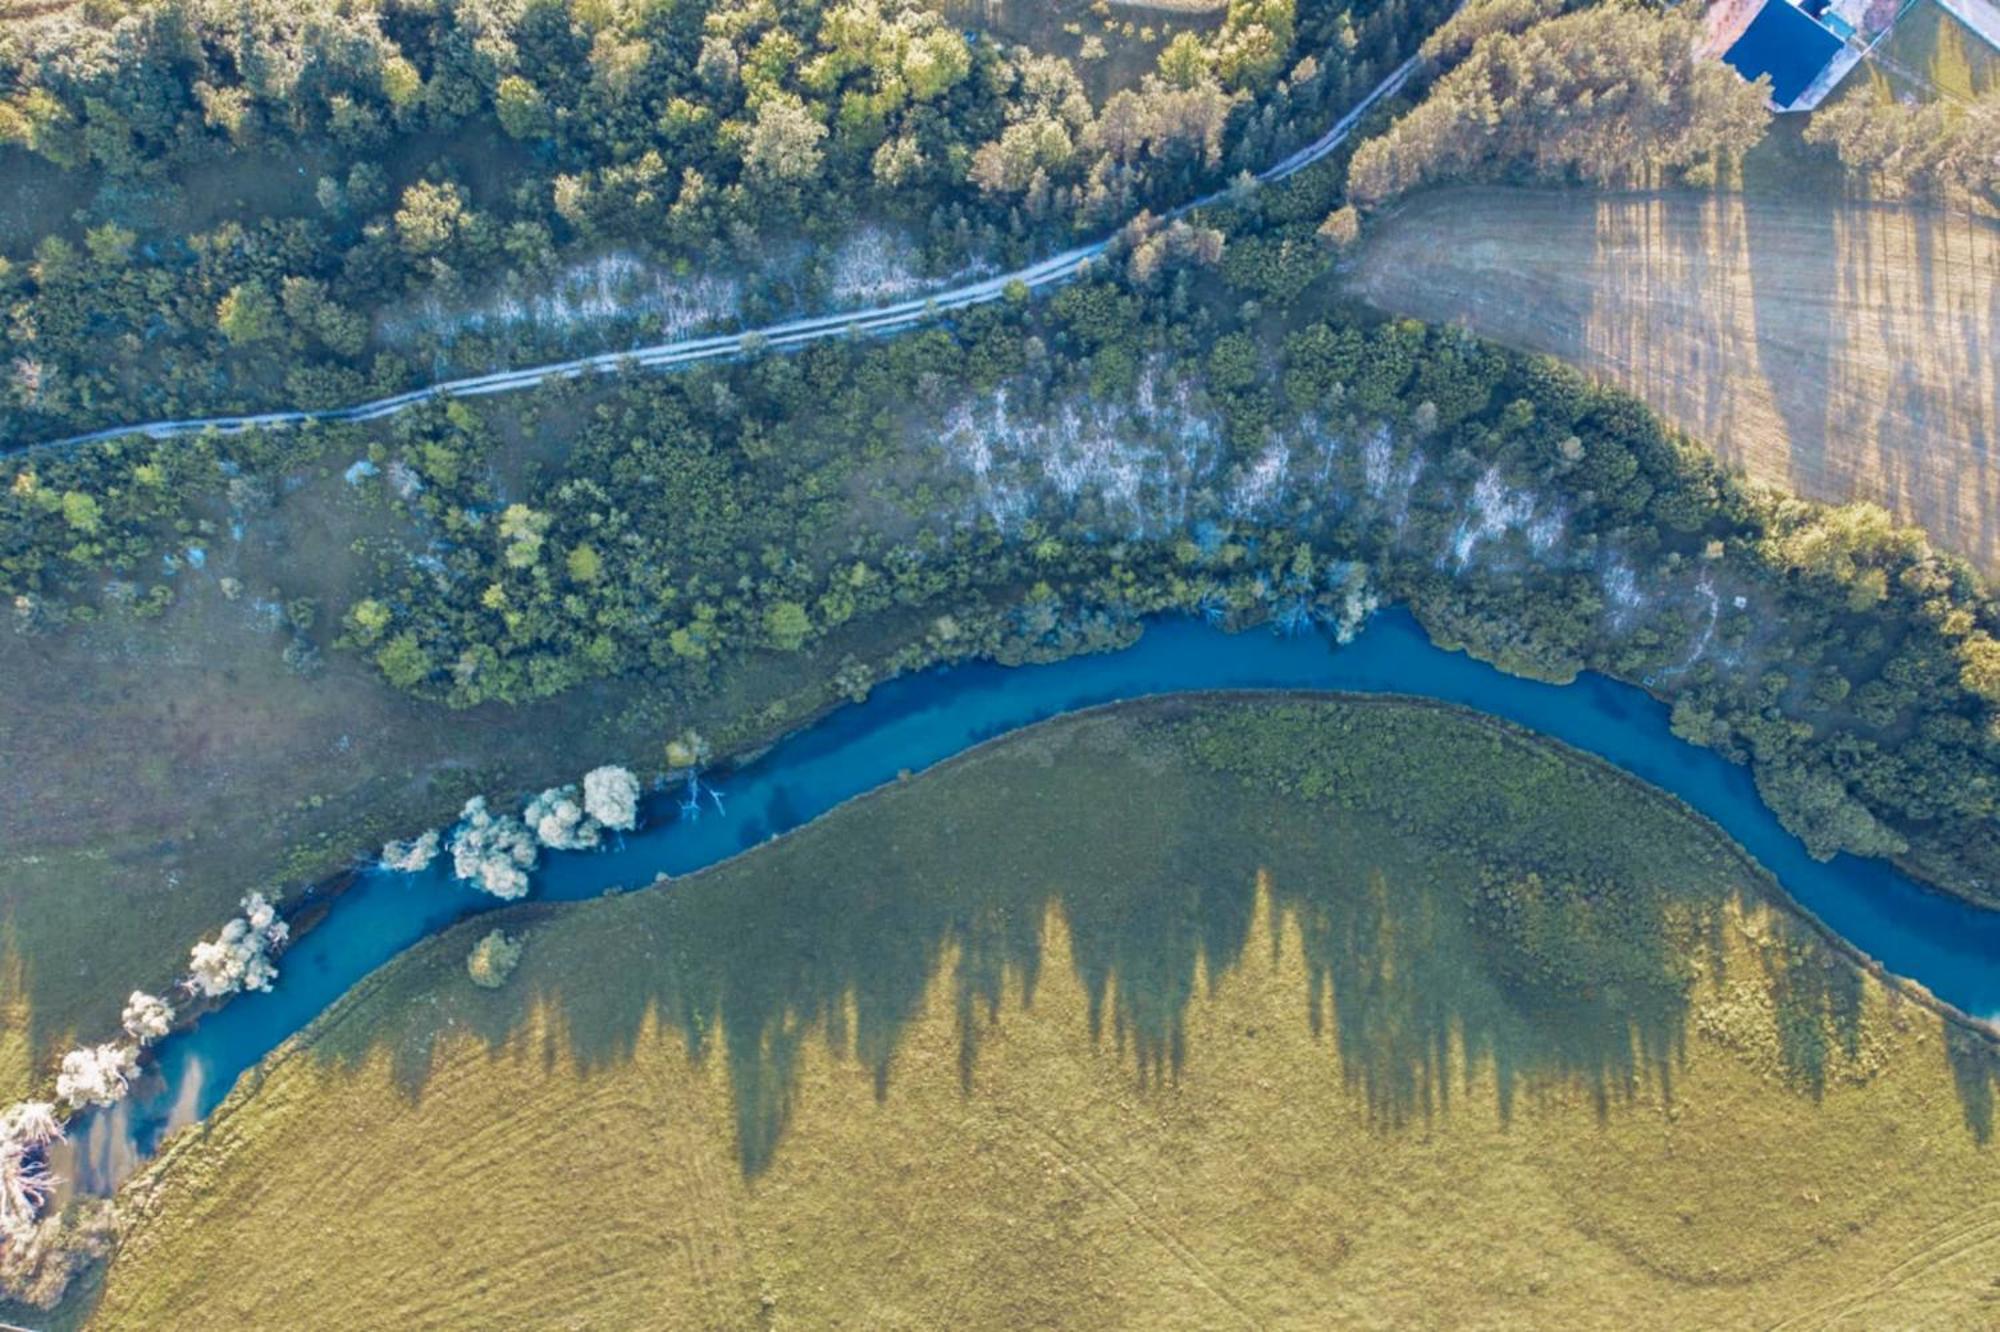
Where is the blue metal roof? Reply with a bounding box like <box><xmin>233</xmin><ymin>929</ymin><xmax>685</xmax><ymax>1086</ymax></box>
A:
<box><xmin>1723</xmin><ymin>1</ymin><xmax>1845</xmax><ymax>106</ymax></box>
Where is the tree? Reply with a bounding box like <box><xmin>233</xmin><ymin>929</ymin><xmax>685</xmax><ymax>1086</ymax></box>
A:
<box><xmin>216</xmin><ymin>282</ymin><xmax>280</xmax><ymax>345</ymax></box>
<box><xmin>1158</xmin><ymin>32</ymin><xmax>1212</xmax><ymax>91</ymax></box>
<box><xmin>1317</xmin><ymin>205</ymin><xmax>1361</xmax><ymax>250</ymax></box>
<box><xmin>346</xmin><ymin>598</ymin><xmax>393</xmax><ymax>644</ymax></box>
<box><xmin>376</xmin><ymin>632</ymin><xmax>434</xmax><ymax>688</ymax></box>
<box><xmin>1214</xmin><ymin>0</ymin><xmax>1296</xmax><ymax>90</ymax></box>
<box><xmin>566</xmin><ymin>543</ymin><xmax>603</xmax><ymax>582</ymax></box>
<box><xmin>59</xmin><ymin>492</ymin><xmax>101</xmax><ymax>535</ymax></box>
<box><xmin>582</xmin><ymin>765</ymin><xmax>641</xmax><ymax>830</ymax></box>
<box><xmin>499</xmin><ymin>504</ymin><xmax>550</xmax><ymax>568</ymax></box>
<box><xmin>901</xmin><ymin>30</ymin><xmax>970</xmax><ymax>101</ymax></box>
<box><xmin>743</xmin><ymin>94</ymin><xmax>828</xmax><ymax>184</ymax></box>
<box><xmin>500</xmin><ymin>76</ymin><xmax>556</xmax><ymax>141</ymax></box>
<box><xmin>765</xmin><ymin>600</ymin><xmax>812</xmax><ymax>650</ymax></box>
<box><xmin>83</xmin><ymin>223</ymin><xmax>135</xmax><ymax>268</ymax></box>
<box><xmin>466</xmin><ymin>930</ymin><xmax>524</xmax><ymax>988</ymax></box>
<box><xmin>1958</xmin><ymin>633</ymin><xmax>2000</xmax><ymax>705</ymax></box>
<box><xmin>394</xmin><ymin>181</ymin><xmax>469</xmax><ymax>258</ymax></box>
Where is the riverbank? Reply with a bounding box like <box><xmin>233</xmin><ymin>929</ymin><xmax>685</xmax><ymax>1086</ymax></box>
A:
<box><xmin>85</xmin><ymin>695</ymin><xmax>2000</xmax><ymax>1329</ymax></box>
<box><xmin>49</xmin><ymin>608</ymin><xmax>2000</xmax><ymax>1219</ymax></box>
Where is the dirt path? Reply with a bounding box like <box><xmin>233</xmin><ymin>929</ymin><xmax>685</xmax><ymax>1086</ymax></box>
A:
<box><xmin>1346</xmin><ymin>186</ymin><xmax>2000</xmax><ymax>570</ymax></box>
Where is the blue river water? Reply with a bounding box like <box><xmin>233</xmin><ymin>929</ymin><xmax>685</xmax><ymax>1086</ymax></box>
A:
<box><xmin>67</xmin><ymin>607</ymin><xmax>2000</xmax><ymax>1190</ymax></box>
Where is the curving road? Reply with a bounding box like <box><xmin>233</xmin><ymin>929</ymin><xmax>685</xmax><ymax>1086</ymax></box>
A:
<box><xmin>25</xmin><ymin>52</ymin><xmax>1423</xmax><ymax>455</ymax></box>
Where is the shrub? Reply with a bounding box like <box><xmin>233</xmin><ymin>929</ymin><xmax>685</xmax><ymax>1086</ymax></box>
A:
<box><xmin>466</xmin><ymin>930</ymin><xmax>525</xmax><ymax>989</ymax></box>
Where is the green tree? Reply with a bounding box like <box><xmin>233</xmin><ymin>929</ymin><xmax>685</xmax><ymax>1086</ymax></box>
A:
<box><xmin>216</xmin><ymin>282</ymin><xmax>281</xmax><ymax>345</ymax></box>
<box><xmin>376</xmin><ymin>632</ymin><xmax>434</xmax><ymax>688</ymax></box>
<box><xmin>394</xmin><ymin>181</ymin><xmax>469</xmax><ymax>259</ymax></box>
<box><xmin>902</xmin><ymin>31</ymin><xmax>970</xmax><ymax>101</ymax></box>
<box><xmin>59</xmin><ymin>491</ymin><xmax>102</xmax><ymax>535</ymax></box>
<box><xmin>566</xmin><ymin>544</ymin><xmax>603</xmax><ymax>583</ymax></box>
<box><xmin>84</xmin><ymin>223</ymin><xmax>136</xmax><ymax>268</ymax></box>
<box><xmin>499</xmin><ymin>505</ymin><xmax>551</xmax><ymax>569</ymax></box>
<box><xmin>743</xmin><ymin>95</ymin><xmax>828</xmax><ymax>184</ymax></box>
<box><xmin>765</xmin><ymin>600</ymin><xmax>812</xmax><ymax>650</ymax></box>
<box><xmin>495</xmin><ymin>76</ymin><xmax>550</xmax><ymax>140</ymax></box>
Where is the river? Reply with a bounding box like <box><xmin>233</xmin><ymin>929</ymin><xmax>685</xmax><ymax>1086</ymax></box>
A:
<box><xmin>63</xmin><ymin>607</ymin><xmax>2000</xmax><ymax>1192</ymax></box>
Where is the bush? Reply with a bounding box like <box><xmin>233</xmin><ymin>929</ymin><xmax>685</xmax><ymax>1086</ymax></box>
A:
<box><xmin>467</xmin><ymin>930</ymin><xmax>525</xmax><ymax>989</ymax></box>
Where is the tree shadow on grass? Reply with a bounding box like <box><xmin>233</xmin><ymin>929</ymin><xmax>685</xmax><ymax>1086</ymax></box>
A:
<box><xmin>1945</xmin><ymin>1024</ymin><xmax>1997</xmax><ymax>1145</ymax></box>
<box><xmin>1761</xmin><ymin>935</ymin><xmax>1869</xmax><ymax>1101</ymax></box>
<box><xmin>326</xmin><ymin>699</ymin><xmax>1986</xmax><ymax>1177</ymax></box>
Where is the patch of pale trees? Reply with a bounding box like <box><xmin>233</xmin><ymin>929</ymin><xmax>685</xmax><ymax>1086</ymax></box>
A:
<box><xmin>120</xmin><ymin>990</ymin><xmax>175</xmax><ymax>1042</ymax></box>
<box><xmin>1345</xmin><ymin>4</ymin><xmax>1769</xmax><ymax>207</ymax></box>
<box><xmin>380</xmin><ymin>829</ymin><xmax>442</xmax><ymax>873</ymax></box>
<box><xmin>0</xmin><ymin>1102</ymin><xmax>62</xmax><ymax>1243</ymax></box>
<box><xmin>1418</xmin><ymin>0</ymin><xmax>1570</xmax><ymax>70</ymax></box>
<box><xmin>397</xmin><ymin>765</ymin><xmax>643</xmax><ymax>899</ymax></box>
<box><xmin>448</xmin><ymin>797</ymin><xmax>541</xmax><ymax>901</ymax></box>
<box><xmin>186</xmin><ymin>892</ymin><xmax>289</xmax><ymax>998</ymax></box>
<box><xmin>53</xmin><ymin>1045</ymin><xmax>138</xmax><ymax>1110</ymax></box>
<box><xmin>6</xmin><ymin>767</ymin><xmax>638</xmax><ymax>1267</ymax></box>
<box><xmin>968</xmin><ymin>38</ymin><xmax>1251</xmax><ymax>222</ymax></box>
<box><xmin>4</xmin><ymin>981</ymin><xmax>179</xmax><ymax>1281</ymax></box>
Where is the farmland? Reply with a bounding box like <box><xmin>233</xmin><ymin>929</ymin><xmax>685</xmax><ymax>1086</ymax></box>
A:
<box><xmin>1346</xmin><ymin>186</ymin><xmax>2000</xmax><ymax>569</ymax></box>
<box><xmin>89</xmin><ymin>698</ymin><xmax>2000</xmax><ymax>1329</ymax></box>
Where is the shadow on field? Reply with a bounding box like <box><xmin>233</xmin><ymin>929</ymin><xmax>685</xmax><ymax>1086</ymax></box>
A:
<box><xmin>316</xmin><ymin>701</ymin><xmax>1949</xmax><ymax>1175</ymax></box>
<box><xmin>1348</xmin><ymin>186</ymin><xmax>2000</xmax><ymax>570</ymax></box>
<box><xmin>1945</xmin><ymin>1030</ymin><xmax>1998</xmax><ymax>1143</ymax></box>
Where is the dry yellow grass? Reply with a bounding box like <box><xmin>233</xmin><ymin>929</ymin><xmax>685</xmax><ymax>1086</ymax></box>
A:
<box><xmin>1347</xmin><ymin>187</ymin><xmax>2000</xmax><ymax>570</ymax></box>
<box><xmin>88</xmin><ymin>703</ymin><xmax>2000</xmax><ymax>1329</ymax></box>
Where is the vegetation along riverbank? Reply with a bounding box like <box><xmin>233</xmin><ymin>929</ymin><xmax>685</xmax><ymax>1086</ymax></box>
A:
<box><xmin>89</xmin><ymin>699</ymin><xmax>2000</xmax><ymax>1329</ymax></box>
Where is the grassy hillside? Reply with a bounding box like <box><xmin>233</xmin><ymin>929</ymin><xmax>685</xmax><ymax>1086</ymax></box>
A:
<box><xmin>90</xmin><ymin>697</ymin><xmax>2000</xmax><ymax>1329</ymax></box>
<box><xmin>1346</xmin><ymin>186</ymin><xmax>2000</xmax><ymax>570</ymax></box>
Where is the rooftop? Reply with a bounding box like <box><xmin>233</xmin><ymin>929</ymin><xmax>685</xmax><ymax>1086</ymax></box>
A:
<box><xmin>1723</xmin><ymin>0</ymin><xmax>1847</xmax><ymax>107</ymax></box>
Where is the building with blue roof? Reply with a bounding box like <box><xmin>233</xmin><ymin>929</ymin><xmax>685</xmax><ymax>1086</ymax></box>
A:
<box><xmin>1723</xmin><ymin>0</ymin><xmax>1848</xmax><ymax>109</ymax></box>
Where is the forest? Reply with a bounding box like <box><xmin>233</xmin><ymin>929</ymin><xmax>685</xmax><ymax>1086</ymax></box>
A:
<box><xmin>9</xmin><ymin>180</ymin><xmax>2000</xmax><ymax>911</ymax></box>
<box><xmin>2</xmin><ymin>0</ymin><xmax>1997</xmax><ymax>912</ymax></box>
<box><xmin>0</xmin><ymin>0</ymin><xmax>1446</xmax><ymax>443</ymax></box>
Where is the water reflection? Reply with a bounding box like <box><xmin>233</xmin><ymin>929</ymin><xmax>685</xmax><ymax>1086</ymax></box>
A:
<box><xmin>53</xmin><ymin>1061</ymin><xmax>204</xmax><ymax>1203</ymax></box>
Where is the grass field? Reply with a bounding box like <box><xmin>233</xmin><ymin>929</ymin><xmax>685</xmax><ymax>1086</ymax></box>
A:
<box><xmin>0</xmin><ymin>436</ymin><xmax>946</xmax><ymax>1106</ymax></box>
<box><xmin>1346</xmin><ymin>186</ymin><xmax>2000</xmax><ymax>570</ymax></box>
<box><xmin>1864</xmin><ymin>0</ymin><xmax>2000</xmax><ymax>104</ymax></box>
<box><xmin>87</xmin><ymin>697</ymin><xmax>2000</xmax><ymax>1329</ymax></box>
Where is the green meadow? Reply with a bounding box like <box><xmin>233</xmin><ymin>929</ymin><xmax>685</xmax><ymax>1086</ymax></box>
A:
<box><xmin>89</xmin><ymin>697</ymin><xmax>2000</xmax><ymax>1329</ymax></box>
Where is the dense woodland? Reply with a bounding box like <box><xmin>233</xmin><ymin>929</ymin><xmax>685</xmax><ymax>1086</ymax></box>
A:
<box><xmin>1345</xmin><ymin>2</ymin><xmax>1769</xmax><ymax>205</ymax></box>
<box><xmin>9</xmin><ymin>130</ymin><xmax>2000</xmax><ymax>912</ymax></box>
<box><xmin>0</xmin><ymin>0</ymin><xmax>1448</xmax><ymax>443</ymax></box>
<box><xmin>1</xmin><ymin>0</ymin><xmax>1997</xmax><ymax>910</ymax></box>
<box><xmin>1805</xmin><ymin>79</ymin><xmax>2000</xmax><ymax>212</ymax></box>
